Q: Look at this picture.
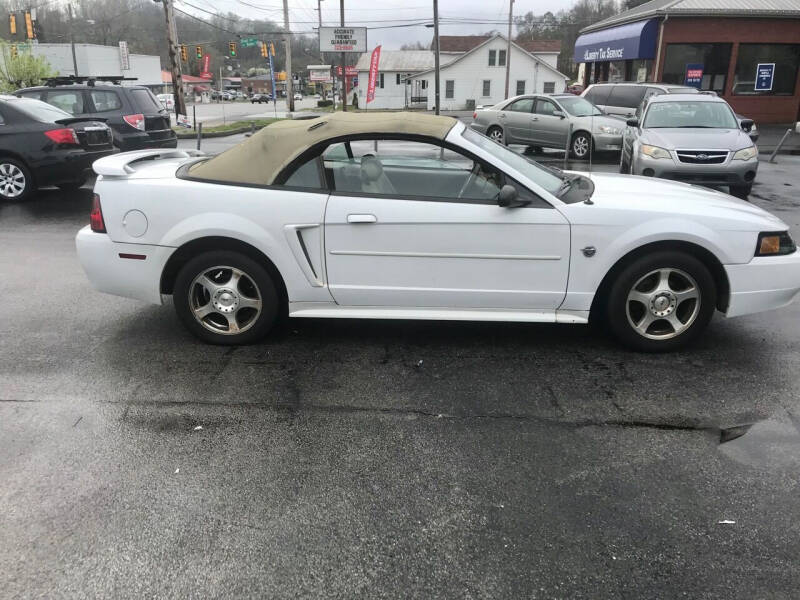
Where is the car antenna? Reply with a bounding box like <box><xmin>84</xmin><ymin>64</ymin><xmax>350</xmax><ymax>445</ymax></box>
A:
<box><xmin>584</xmin><ymin>87</ymin><xmax>595</xmax><ymax>205</ymax></box>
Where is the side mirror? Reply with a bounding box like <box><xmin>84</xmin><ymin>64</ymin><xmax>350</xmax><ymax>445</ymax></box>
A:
<box><xmin>626</xmin><ymin>118</ymin><xmax>639</xmax><ymax>127</ymax></box>
<box><xmin>740</xmin><ymin>118</ymin><xmax>754</xmax><ymax>130</ymax></box>
<box><xmin>553</xmin><ymin>109</ymin><xmax>565</xmax><ymax>119</ymax></box>
<box><xmin>497</xmin><ymin>184</ymin><xmax>528</xmax><ymax>208</ymax></box>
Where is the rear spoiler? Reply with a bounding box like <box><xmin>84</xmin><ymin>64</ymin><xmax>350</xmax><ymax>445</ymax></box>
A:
<box><xmin>56</xmin><ymin>116</ymin><xmax>108</xmax><ymax>125</ymax></box>
<box><xmin>93</xmin><ymin>149</ymin><xmax>205</xmax><ymax>177</ymax></box>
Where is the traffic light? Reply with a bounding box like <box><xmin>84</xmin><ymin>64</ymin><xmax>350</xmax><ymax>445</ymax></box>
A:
<box><xmin>10</xmin><ymin>45</ymin><xmax>17</xmax><ymax>58</ymax></box>
<box><xmin>180</xmin><ymin>44</ymin><xmax>188</xmax><ymax>62</ymax></box>
<box><xmin>260</xmin><ymin>41</ymin><xmax>268</xmax><ymax>58</ymax></box>
<box><xmin>9</xmin><ymin>14</ymin><xmax>16</xmax><ymax>36</ymax></box>
<box><xmin>24</xmin><ymin>11</ymin><xmax>33</xmax><ymax>39</ymax></box>
<box><xmin>229</xmin><ymin>42</ymin><xmax>237</xmax><ymax>57</ymax></box>
<box><xmin>195</xmin><ymin>45</ymin><xmax>203</xmax><ymax>59</ymax></box>
<box><xmin>270</xmin><ymin>42</ymin><xmax>275</xmax><ymax>56</ymax></box>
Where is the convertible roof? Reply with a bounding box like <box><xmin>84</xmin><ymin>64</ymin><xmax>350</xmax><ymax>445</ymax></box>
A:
<box><xmin>188</xmin><ymin>111</ymin><xmax>459</xmax><ymax>186</ymax></box>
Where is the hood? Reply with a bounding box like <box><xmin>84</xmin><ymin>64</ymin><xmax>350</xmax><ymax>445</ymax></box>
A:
<box><xmin>640</xmin><ymin>127</ymin><xmax>752</xmax><ymax>151</ymax></box>
<box><xmin>574</xmin><ymin>172</ymin><xmax>786</xmax><ymax>231</ymax></box>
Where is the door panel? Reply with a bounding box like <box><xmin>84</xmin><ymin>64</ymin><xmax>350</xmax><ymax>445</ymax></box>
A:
<box><xmin>532</xmin><ymin>99</ymin><xmax>567</xmax><ymax>147</ymax></box>
<box><xmin>501</xmin><ymin>98</ymin><xmax>535</xmax><ymax>143</ymax></box>
<box><xmin>324</xmin><ymin>195</ymin><xmax>570</xmax><ymax>309</ymax></box>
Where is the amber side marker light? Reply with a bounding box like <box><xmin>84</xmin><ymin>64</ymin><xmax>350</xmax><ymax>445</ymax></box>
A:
<box><xmin>756</xmin><ymin>231</ymin><xmax>796</xmax><ymax>256</ymax></box>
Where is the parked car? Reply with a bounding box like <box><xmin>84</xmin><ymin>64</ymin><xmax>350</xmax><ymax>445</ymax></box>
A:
<box><xmin>157</xmin><ymin>93</ymin><xmax>175</xmax><ymax>111</ymax></box>
<box><xmin>471</xmin><ymin>94</ymin><xmax>626</xmax><ymax>159</ymax></box>
<box><xmin>250</xmin><ymin>93</ymin><xmax>271</xmax><ymax>104</ymax></box>
<box><xmin>76</xmin><ymin>112</ymin><xmax>800</xmax><ymax>352</ymax></box>
<box><xmin>566</xmin><ymin>82</ymin><xmax>585</xmax><ymax>95</ymax></box>
<box><xmin>293</xmin><ymin>93</ymin><xmax>303</xmax><ymax>101</ymax></box>
<box><xmin>620</xmin><ymin>94</ymin><xmax>758</xmax><ymax>199</ymax></box>
<box><xmin>15</xmin><ymin>81</ymin><xmax>177</xmax><ymax>151</ymax></box>
<box><xmin>582</xmin><ymin>82</ymin><xmax>758</xmax><ymax>142</ymax></box>
<box><xmin>0</xmin><ymin>95</ymin><xmax>114</xmax><ymax>201</ymax></box>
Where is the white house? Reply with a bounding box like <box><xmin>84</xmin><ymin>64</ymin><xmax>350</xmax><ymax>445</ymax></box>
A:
<box><xmin>414</xmin><ymin>35</ymin><xmax>568</xmax><ymax>111</ymax></box>
<box><xmin>354</xmin><ymin>51</ymin><xmax>435</xmax><ymax>109</ymax></box>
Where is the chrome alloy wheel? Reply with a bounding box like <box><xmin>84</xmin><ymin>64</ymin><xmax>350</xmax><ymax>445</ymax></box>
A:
<box><xmin>626</xmin><ymin>268</ymin><xmax>701</xmax><ymax>340</ymax></box>
<box><xmin>0</xmin><ymin>163</ymin><xmax>26</xmax><ymax>198</ymax></box>
<box><xmin>188</xmin><ymin>266</ymin><xmax>262</xmax><ymax>335</ymax></box>
<box><xmin>488</xmin><ymin>128</ymin><xmax>504</xmax><ymax>142</ymax></box>
<box><xmin>572</xmin><ymin>135</ymin><xmax>590</xmax><ymax>158</ymax></box>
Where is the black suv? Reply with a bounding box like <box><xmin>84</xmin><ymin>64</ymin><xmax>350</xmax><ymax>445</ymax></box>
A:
<box><xmin>15</xmin><ymin>77</ymin><xmax>177</xmax><ymax>151</ymax></box>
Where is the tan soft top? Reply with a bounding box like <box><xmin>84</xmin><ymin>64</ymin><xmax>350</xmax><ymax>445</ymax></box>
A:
<box><xmin>188</xmin><ymin>111</ymin><xmax>458</xmax><ymax>186</ymax></box>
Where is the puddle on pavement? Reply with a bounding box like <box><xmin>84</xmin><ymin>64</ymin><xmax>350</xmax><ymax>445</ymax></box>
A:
<box><xmin>718</xmin><ymin>413</ymin><xmax>800</xmax><ymax>471</ymax></box>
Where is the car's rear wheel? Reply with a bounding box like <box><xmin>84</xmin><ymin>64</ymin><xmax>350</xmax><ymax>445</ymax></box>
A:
<box><xmin>173</xmin><ymin>250</ymin><xmax>279</xmax><ymax>345</ymax></box>
<box><xmin>605</xmin><ymin>251</ymin><xmax>716</xmax><ymax>352</ymax></box>
<box><xmin>570</xmin><ymin>132</ymin><xmax>592</xmax><ymax>160</ymax></box>
<box><xmin>0</xmin><ymin>158</ymin><xmax>32</xmax><ymax>201</ymax></box>
<box><xmin>487</xmin><ymin>126</ymin><xmax>505</xmax><ymax>144</ymax></box>
<box><xmin>730</xmin><ymin>184</ymin><xmax>752</xmax><ymax>200</ymax></box>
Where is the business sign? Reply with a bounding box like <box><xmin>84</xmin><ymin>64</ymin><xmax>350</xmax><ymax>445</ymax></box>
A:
<box><xmin>366</xmin><ymin>45</ymin><xmax>381</xmax><ymax>104</ymax></box>
<box><xmin>118</xmin><ymin>41</ymin><xmax>130</xmax><ymax>70</ymax></box>
<box><xmin>755</xmin><ymin>63</ymin><xmax>775</xmax><ymax>92</ymax></box>
<box><xmin>684</xmin><ymin>63</ymin><xmax>704</xmax><ymax>88</ymax></box>
<box><xmin>200</xmin><ymin>54</ymin><xmax>212</xmax><ymax>79</ymax></box>
<box><xmin>319</xmin><ymin>27</ymin><xmax>367</xmax><ymax>53</ymax></box>
<box><xmin>335</xmin><ymin>65</ymin><xmax>358</xmax><ymax>76</ymax></box>
<box><xmin>308</xmin><ymin>65</ymin><xmax>332</xmax><ymax>82</ymax></box>
<box><xmin>573</xmin><ymin>19</ymin><xmax>658</xmax><ymax>64</ymax></box>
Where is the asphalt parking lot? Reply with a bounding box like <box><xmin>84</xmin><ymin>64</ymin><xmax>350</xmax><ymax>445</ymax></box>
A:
<box><xmin>2</xmin><ymin>154</ymin><xmax>800</xmax><ymax>598</ymax></box>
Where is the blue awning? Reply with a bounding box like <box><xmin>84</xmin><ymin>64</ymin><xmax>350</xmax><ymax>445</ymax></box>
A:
<box><xmin>574</xmin><ymin>19</ymin><xmax>659</xmax><ymax>63</ymax></box>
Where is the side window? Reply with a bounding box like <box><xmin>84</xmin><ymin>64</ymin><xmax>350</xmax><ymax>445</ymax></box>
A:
<box><xmin>17</xmin><ymin>90</ymin><xmax>42</xmax><ymax>101</ymax></box>
<box><xmin>445</xmin><ymin>80</ymin><xmax>454</xmax><ymax>99</ymax></box>
<box><xmin>281</xmin><ymin>157</ymin><xmax>323</xmax><ymax>189</ymax></box>
<box><xmin>498</xmin><ymin>50</ymin><xmax>506</xmax><ymax>66</ymax></box>
<box><xmin>542</xmin><ymin>81</ymin><xmax>556</xmax><ymax>94</ymax></box>
<box><xmin>482</xmin><ymin>80</ymin><xmax>491</xmax><ymax>96</ymax></box>
<box><xmin>506</xmin><ymin>98</ymin><xmax>534</xmax><ymax>113</ymax></box>
<box><xmin>89</xmin><ymin>90</ymin><xmax>122</xmax><ymax>112</ymax></box>
<box><xmin>488</xmin><ymin>50</ymin><xmax>496</xmax><ymax>66</ymax></box>
<box><xmin>535</xmin><ymin>99</ymin><xmax>557</xmax><ymax>116</ymax></box>
<box><xmin>607</xmin><ymin>85</ymin><xmax>646</xmax><ymax>108</ymax></box>
<box><xmin>322</xmin><ymin>138</ymin><xmax>502</xmax><ymax>202</ymax></box>
<box><xmin>585</xmin><ymin>84</ymin><xmax>612</xmax><ymax>106</ymax></box>
<box><xmin>45</xmin><ymin>90</ymin><xmax>85</xmax><ymax>115</ymax></box>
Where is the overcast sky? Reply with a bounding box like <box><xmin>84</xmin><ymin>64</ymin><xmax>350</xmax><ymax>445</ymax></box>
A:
<box><xmin>184</xmin><ymin>0</ymin><xmax>578</xmax><ymax>49</ymax></box>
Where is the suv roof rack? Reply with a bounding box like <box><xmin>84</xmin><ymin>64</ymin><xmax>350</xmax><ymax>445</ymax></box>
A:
<box><xmin>43</xmin><ymin>75</ymin><xmax>139</xmax><ymax>87</ymax></box>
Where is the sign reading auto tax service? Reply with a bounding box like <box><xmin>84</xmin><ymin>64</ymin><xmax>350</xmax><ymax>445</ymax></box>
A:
<box><xmin>319</xmin><ymin>27</ymin><xmax>367</xmax><ymax>53</ymax></box>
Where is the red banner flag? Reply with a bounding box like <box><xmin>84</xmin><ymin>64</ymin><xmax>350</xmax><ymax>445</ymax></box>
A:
<box><xmin>366</xmin><ymin>45</ymin><xmax>381</xmax><ymax>104</ymax></box>
<box><xmin>200</xmin><ymin>54</ymin><xmax>212</xmax><ymax>79</ymax></box>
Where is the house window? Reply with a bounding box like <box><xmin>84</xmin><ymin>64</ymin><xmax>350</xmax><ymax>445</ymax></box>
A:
<box><xmin>482</xmin><ymin>80</ymin><xmax>491</xmax><ymax>97</ymax></box>
<box><xmin>396</xmin><ymin>73</ymin><xmax>401</xmax><ymax>85</ymax></box>
<box><xmin>662</xmin><ymin>43</ymin><xmax>731</xmax><ymax>93</ymax></box>
<box><xmin>421</xmin><ymin>80</ymin><xmax>427</xmax><ymax>90</ymax></box>
<box><xmin>515</xmin><ymin>80</ymin><xmax>525</xmax><ymax>95</ymax></box>
<box><xmin>445</xmin><ymin>80</ymin><xmax>454</xmax><ymax>99</ymax></box>
<box><xmin>498</xmin><ymin>50</ymin><xmax>506</xmax><ymax>66</ymax></box>
<box><xmin>543</xmin><ymin>81</ymin><xmax>555</xmax><ymax>94</ymax></box>
<box><xmin>488</xmin><ymin>50</ymin><xmax>496</xmax><ymax>66</ymax></box>
<box><xmin>733</xmin><ymin>44</ymin><xmax>800</xmax><ymax>96</ymax></box>
<box><xmin>379</xmin><ymin>73</ymin><xmax>384</xmax><ymax>88</ymax></box>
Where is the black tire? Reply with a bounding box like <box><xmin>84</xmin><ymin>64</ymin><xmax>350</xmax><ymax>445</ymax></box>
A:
<box><xmin>570</xmin><ymin>132</ymin><xmax>592</xmax><ymax>160</ymax></box>
<box><xmin>619</xmin><ymin>153</ymin><xmax>629</xmax><ymax>174</ymax></box>
<box><xmin>730</xmin><ymin>184</ymin><xmax>752</xmax><ymax>200</ymax></box>
<box><xmin>486</xmin><ymin>126</ymin><xmax>505</xmax><ymax>145</ymax></box>
<box><xmin>0</xmin><ymin>157</ymin><xmax>33</xmax><ymax>201</ymax></box>
<box><xmin>56</xmin><ymin>177</ymin><xmax>87</xmax><ymax>191</ymax></box>
<box><xmin>173</xmin><ymin>250</ymin><xmax>279</xmax><ymax>345</ymax></box>
<box><xmin>605</xmin><ymin>251</ymin><xmax>716</xmax><ymax>352</ymax></box>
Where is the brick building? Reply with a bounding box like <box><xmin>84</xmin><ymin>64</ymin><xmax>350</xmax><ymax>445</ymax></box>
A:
<box><xmin>574</xmin><ymin>0</ymin><xmax>800</xmax><ymax>123</ymax></box>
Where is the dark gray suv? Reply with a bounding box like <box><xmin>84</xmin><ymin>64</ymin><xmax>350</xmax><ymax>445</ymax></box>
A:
<box><xmin>15</xmin><ymin>78</ymin><xmax>177</xmax><ymax>151</ymax></box>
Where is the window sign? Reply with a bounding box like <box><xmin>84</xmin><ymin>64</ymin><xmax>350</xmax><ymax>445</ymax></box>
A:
<box><xmin>684</xmin><ymin>63</ymin><xmax>703</xmax><ymax>88</ymax></box>
<box><xmin>754</xmin><ymin>63</ymin><xmax>775</xmax><ymax>92</ymax></box>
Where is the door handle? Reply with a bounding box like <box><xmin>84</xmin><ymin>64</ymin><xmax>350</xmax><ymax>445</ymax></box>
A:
<box><xmin>347</xmin><ymin>214</ymin><xmax>377</xmax><ymax>224</ymax></box>
<box><xmin>498</xmin><ymin>113</ymin><xmax>506</xmax><ymax>118</ymax></box>
<box><xmin>531</xmin><ymin>116</ymin><xmax>539</xmax><ymax>121</ymax></box>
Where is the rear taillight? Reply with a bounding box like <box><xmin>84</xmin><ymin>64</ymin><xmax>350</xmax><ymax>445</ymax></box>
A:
<box><xmin>123</xmin><ymin>113</ymin><xmax>145</xmax><ymax>131</ymax></box>
<box><xmin>90</xmin><ymin>193</ymin><xmax>106</xmax><ymax>233</ymax></box>
<box><xmin>472</xmin><ymin>112</ymin><xmax>477</xmax><ymax>119</ymax></box>
<box><xmin>44</xmin><ymin>128</ymin><xmax>79</xmax><ymax>145</ymax></box>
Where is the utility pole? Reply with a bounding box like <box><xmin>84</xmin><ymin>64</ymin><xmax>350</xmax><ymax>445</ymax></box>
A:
<box><xmin>340</xmin><ymin>0</ymin><xmax>346</xmax><ymax>112</ymax></box>
<box><xmin>318</xmin><ymin>0</ymin><xmax>327</xmax><ymax>102</ymax></box>
<box><xmin>504</xmin><ymin>0</ymin><xmax>514</xmax><ymax>99</ymax></box>
<box><xmin>161</xmin><ymin>0</ymin><xmax>186</xmax><ymax>117</ymax></box>
<box><xmin>283</xmin><ymin>0</ymin><xmax>294</xmax><ymax>112</ymax></box>
<box><xmin>68</xmin><ymin>4</ymin><xmax>79</xmax><ymax>77</ymax></box>
<box><xmin>433</xmin><ymin>0</ymin><xmax>440</xmax><ymax>115</ymax></box>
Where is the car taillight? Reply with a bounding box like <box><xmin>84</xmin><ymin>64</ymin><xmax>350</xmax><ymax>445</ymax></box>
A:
<box><xmin>44</xmin><ymin>128</ymin><xmax>79</xmax><ymax>145</ymax></box>
<box><xmin>90</xmin><ymin>193</ymin><xmax>106</xmax><ymax>233</ymax></box>
<box><xmin>473</xmin><ymin>112</ymin><xmax>477</xmax><ymax>119</ymax></box>
<box><xmin>123</xmin><ymin>113</ymin><xmax>145</xmax><ymax>131</ymax></box>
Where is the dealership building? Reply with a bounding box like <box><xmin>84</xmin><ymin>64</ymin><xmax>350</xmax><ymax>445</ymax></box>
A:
<box><xmin>574</xmin><ymin>0</ymin><xmax>800</xmax><ymax>123</ymax></box>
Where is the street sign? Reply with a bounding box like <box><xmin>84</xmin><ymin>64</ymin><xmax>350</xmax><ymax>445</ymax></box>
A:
<box><xmin>755</xmin><ymin>63</ymin><xmax>775</xmax><ymax>92</ymax></box>
<box><xmin>240</xmin><ymin>38</ymin><xmax>258</xmax><ymax>48</ymax></box>
<box><xmin>319</xmin><ymin>27</ymin><xmax>367</xmax><ymax>53</ymax></box>
<box><xmin>119</xmin><ymin>41</ymin><xmax>130</xmax><ymax>70</ymax></box>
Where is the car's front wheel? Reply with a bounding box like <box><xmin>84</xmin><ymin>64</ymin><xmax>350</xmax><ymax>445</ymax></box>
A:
<box><xmin>605</xmin><ymin>251</ymin><xmax>716</xmax><ymax>352</ymax></box>
<box><xmin>0</xmin><ymin>158</ymin><xmax>33</xmax><ymax>201</ymax></box>
<box><xmin>570</xmin><ymin>132</ymin><xmax>592</xmax><ymax>160</ymax></box>
<box><xmin>173</xmin><ymin>250</ymin><xmax>280</xmax><ymax>345</ymax></box>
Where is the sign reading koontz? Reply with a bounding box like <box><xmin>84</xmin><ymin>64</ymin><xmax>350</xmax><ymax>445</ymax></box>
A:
<box><xmin>319</xmin><ymin>27</ymin><xmax>367</xmax><ymax>53</ymax></box>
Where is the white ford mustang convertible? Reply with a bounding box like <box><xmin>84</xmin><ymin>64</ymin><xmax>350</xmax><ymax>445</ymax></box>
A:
<box><xmin>76</xmin><ymin>112</ymin><xmax>800</xmax><ymax>351</ymax></box>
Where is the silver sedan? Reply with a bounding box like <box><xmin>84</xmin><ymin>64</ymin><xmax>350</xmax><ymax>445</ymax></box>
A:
<box><xmin>470</xmin><ymin>94</ymin><xmax>626</xmax><ymax>160</ymax></box>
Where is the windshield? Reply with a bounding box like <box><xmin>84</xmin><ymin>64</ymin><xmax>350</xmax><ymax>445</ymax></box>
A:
<box><xmin>5</xmin><ymin>97</ymin><xmax>71</xmax><ymax>122</ymax></box>
<box><xmin>462</xmin><ymin>128</ymin><xmax>563</xmax><ymax>196</ymax></box>
<box><xmin>643</xmin><ymin>101</ymin><xmax>738</xmax><ymax>129</ymax></box>
<box><xmin>557</xmin><ymin>96</ymin><xmax>603</xmax><ymax>117</ymax></box>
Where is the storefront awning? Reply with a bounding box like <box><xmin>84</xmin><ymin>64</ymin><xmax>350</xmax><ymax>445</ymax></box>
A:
<box><xmin>574</xmin><ymin>19</ymin><xmax>659</xmax><ymax>63</ymax></box>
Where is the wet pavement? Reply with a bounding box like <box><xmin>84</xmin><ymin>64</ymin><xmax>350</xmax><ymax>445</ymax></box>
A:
<box><xmin>2</xmin><ymin>158</ymin><xmax>800</xmax><ymax>598</ymax></box>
